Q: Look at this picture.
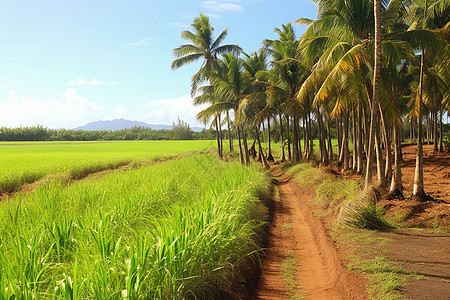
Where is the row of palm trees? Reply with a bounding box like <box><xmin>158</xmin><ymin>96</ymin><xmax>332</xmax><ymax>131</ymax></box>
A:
<box><xmin>171</xmin><ymin>0</ymin><xmax>449</xmax><ymax>201</ymax></box>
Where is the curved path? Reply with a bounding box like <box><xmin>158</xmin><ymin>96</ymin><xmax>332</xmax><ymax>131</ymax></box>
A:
<box><xmin>257</xmin><ymin>168</ymin><xmax>367</xmax><ymax>299</ymax></box>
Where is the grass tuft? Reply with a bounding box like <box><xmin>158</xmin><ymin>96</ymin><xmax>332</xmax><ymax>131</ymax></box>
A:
<box><xmin>338</xmin><ymin>188</ymin><xmax>393</xmax><ymax>230</ymax></box>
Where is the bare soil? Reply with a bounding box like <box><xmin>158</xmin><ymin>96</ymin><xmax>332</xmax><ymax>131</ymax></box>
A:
<box><xmin>400</xmin><ymin>144</ymin><xmax>450</xmax><ymax>202</ymax></box>
<box><xmin>257</xmin><ymin>168</ymin><xmax>367</xmax><ymax>299</ymax></box>
<box><xmin>379</xmin><ymin>144</ymin><xmax>450</xmax><ymax>227</ymax></box>
<box><xmin>378</xmin><ymin>229</ymin><xmax>450</xmax><ymax>300</ymax></box>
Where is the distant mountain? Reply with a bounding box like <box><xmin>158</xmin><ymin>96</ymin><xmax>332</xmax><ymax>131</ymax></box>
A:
<box><xmin>73</xmin><ymin>118</ymin><xmax>203</xmax><ymax>132</ymax></box>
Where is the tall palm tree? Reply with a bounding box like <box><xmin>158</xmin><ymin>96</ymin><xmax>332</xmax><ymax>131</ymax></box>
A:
<box><xmin>366</xmin><ymin>0</ymin><xmax>382</xmax><ymax>188</ymax></box>
<box><xmin>264</xmin><ymin>23</ymin><xmax>306</xmax><ymax>163</ymax></box>
<box><xmin>171</xmin><ymin>14</ymin><xmax>241</xmax><ymax>158</ymax></box>
<box><xmin>213</xmin><ymin>53</ymin><xmax>252</xmax><ymax>164</ymax></box>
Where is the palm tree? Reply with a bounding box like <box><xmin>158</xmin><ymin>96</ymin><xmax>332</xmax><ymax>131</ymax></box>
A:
<box><xmin>171</xmin><ymin>14</ymin><xmax>241</xmax><ymax>96</ymax></box>
<box><xmin>264</xmin><ymin>23</ymin><xmax>306</xmax><ymax>163</ymax></box>
<box><xmin>297</xmin><ymin>0</ymin><xmax>376</xmax><ymax>174</ymax></box>
<box><xmin>171</xmin><ymin>14</ymin><xmax>241</xmax><ymax>158</ymax></box>
<box><xmin>405</xmin><ymin>0</ymin><xmax>449</xmax><ymax>200</ymax></box>
<box><xmin>213</xmin><ymin>53</ymin><xmax>252</xmax><ymax>164</ymax></box>
<box><xmin>365</xmin><ymin>0</ymin><xmax>382</xmax><ymax>188</ymax></box>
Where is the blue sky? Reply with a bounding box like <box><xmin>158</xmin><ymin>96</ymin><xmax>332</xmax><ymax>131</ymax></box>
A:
<box><xmin>0</xmin><ymin>0</ymin><xmax>317</xmax><ymax>129</ymax></box>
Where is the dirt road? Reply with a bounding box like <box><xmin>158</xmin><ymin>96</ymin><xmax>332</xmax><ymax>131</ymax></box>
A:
<box><xmin>257</xmin><ymin>168</ymin><xmax>367</xmax><ymax>300</ymax></box>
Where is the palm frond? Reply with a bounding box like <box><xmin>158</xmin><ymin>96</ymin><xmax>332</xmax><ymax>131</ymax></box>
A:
<box><xmin>171</xmin><ymin>53</ymin><xmax>204</xmax><ymax>70</ymax></box>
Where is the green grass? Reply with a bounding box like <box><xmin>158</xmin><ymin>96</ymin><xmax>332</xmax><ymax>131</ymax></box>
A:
<box><xmin>284</xmin><ymin>161</ymin><xmax>360</xmax><ymax>210</ymax></box>
<box><xmin>343</xmin><ymin>231</ymin><xmax>423</xmax><ymax>300</ymax></box>
<box><xmin>281</xmin><ymin>251</ymin><xmax>304</xmax><ymax>300</ymax></box>
<box><xmin>0</xmin><ymin>140</ymin><xmax>217</xmax><ymax>193</ymax></box>
<box><xmin>0</xmin><ymin>154</ymin><xmax>271</xmax><ymax>299</ymax></box>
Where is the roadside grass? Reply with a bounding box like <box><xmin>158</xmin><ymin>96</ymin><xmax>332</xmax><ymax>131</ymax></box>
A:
<box><xmin>343</xmin><ymin>231</ymin><xmax>424</xmax><ymax>300</ymax></box>
<box><xmin>0</xmin><ymin>140</ymin><xmax>216</xmax><ymax>193</ymax></box>
<box><xmin>283</xmin><ymin>161</ymin><xmax>360</xmax><ymax>212</ymax></box>
<box><xmin>0</xmin><ymin>154</ymin><xmax>271</xmax><ymax>299</ymax></box>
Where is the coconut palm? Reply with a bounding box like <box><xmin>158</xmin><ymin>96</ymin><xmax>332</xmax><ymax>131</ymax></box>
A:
<box><xmin>171</xmin><ymin>14</ymin><xmax>241</xmax><ymax>96</ymax></box>
<box><xmin>263</xmin><ymin>23</ymin><xmax>307</xmax><ymax>163</ymax></box>
<box><xmin>171</xmin><ymin>14</ymin><xmax>241</xmax><ymax>158</ymax></box>
<box><xmin>404</xmin><ymin>0</ymin><xmax>450</xmax><ymax>200</ymax></box>
<box><xmin>213</xmin><ymin>53</ymin><xmax>252</xmax><ymax>164</ymax></box>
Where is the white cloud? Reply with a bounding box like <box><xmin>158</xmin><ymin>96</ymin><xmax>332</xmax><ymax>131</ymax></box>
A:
<box><xmin>140</xmin><ymin>95</ymin><xmax>207</xmax><ymax>128</ymax></box>
<box><xmin>0</xmin><ymin>89</ymin><xmax>123</xmax><ymax>129</ymax></box>
<box><xmin>69</xmin><ymin>78</ymin><xmax>106</xmax><ymax>86</ymax></box>
<box><xmin>127</xmin><ymin>37</ymin><xmax>153</xmax><ymax>47</ymax></box>
<box><xmin>201</xmin><ymin>1</ymin><xmax>243</xmax><ymax>12</ymax></box>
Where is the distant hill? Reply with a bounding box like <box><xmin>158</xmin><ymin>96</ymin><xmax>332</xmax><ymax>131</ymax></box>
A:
<box><xmin>73</xmin><ymin>118</ymin><xmax>204</xmax><ymax>132</ymax></box>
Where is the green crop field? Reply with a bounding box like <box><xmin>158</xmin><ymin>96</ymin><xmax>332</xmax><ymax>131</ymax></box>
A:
<box><xmin>0</xmin><ymin>154</ymin><xmax>270</xmax><ymax>299</ymax></box>
<box><xmin>0</xmin><ymin>140</ymin><xmax>217</xmax><ymax>193</ymax></box>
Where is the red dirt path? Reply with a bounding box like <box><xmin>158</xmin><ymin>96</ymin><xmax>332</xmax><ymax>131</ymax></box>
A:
<box><xmin>257</xmin><ymin>168</ymin><xmax>367</xmax><ymax>300</ymax></box>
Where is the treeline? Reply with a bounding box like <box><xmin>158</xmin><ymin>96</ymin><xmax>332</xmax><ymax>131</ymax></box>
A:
<box><xmin>0</xmin><ymin>125</ymin><xmax>216</xmax><ymax>141</ymax></box>
<box><xmin>172</xmin><ymin>0</ymin><xmax>449</xmax><ymax>202</ymax></box>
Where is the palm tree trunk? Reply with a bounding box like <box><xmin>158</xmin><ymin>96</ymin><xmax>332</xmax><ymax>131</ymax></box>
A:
<box><xmin>384</xmin><ymin>124</ymin><xmax>392</xmax><ymax>180</ymax></box>
<box><xmin>308</xmin><ymin>111</ymin><xmax>314</xmax><ymax>159</ymax></box>
<box><xmin>410</xmin><ymin>119</ymin><xmax>413</xmax><ymax>142</ymax></box>
<box><xmin>292</xmin><ymin>115</ymin><xmax>299</xmax><ymax>163</ymax></box>
<box><xmin>389</xmin><ymin>122</ymin><xmax>403</xmax><ymax>197</ymax></box>
<box><xmin>326</xmin><ymin>113</ymin><xmax>333</xmax><ymax>161</ymax></box>
<box><xmin>249</xmin><ymin>139</ymin><xmax>256</xmax><ymax>158</ymax></box>
<box><xmin>286</xmin><ymin>115</ymin><xmax>291</xmax><ymax>161</ymax></box>
<box><xmin>215</xmin><ymin>116</ymin><xmax>222</xmax><ymax>158</ymax></box>
<box><xmin>439</xmin><ymin>108</ymin><xmax>444</xmax><ymax>152</ymax></box>
<box><xmin>365</xmin><ymin>0</ymin><xmax>381</xmax><ymax>188</ymax></box>
<box><xmin>434</xmin><ymin>110</ymin><xmax>438</xmax><ymax>152</ymax></box>
<box><xmin>413</xmin><ymin>0</ymin><xmax>427</xmax><ymax>200</ymax></box>
<box><xmin>378</xmin><ymin>104</ymin><xmax>391</xmax><ymax>179</ymax></box>
<box><xmin>303</xmin><ymin>117</ymin><xmax>308</xmax><ymax>159</ymax></box>
<box><xmin>255</xmin><ymin>124</ymin><xmax>269</xmax><ymax>169</ymax></box>
<box><xmin>364</xmin><ymin>104</ymin><xmax>370</xmax><ymax>155</ymax></box>
<box><xmin>280</xmin><ymin>113</ymin><xmax>286</xmax><ymax>161</ymax></box>
<box><xmin>242</xmin><ymin>125</ymin><xmax>250</xmax><ymax>165</ymax></box>
<box><xmin>352</xmin><ymin>107</ymin><xmax>357</xmax><ymax>170</ymax></box>
<box><xmin>375</xmin><ymin>120</ymin><xmax>386</xmax><ymax>186</ymax></box>
<box><xmin>297</xmin><ymin>117</ymin><xmax>302</xmax><ymax>159</ymax></box>
<box><xmin>357</xmin><ymin>104</ymin><xmax>364</xmax><ymax>174</ymax></box>
<box><xmin>218</xmin><ymin>113</ymin><xmax>223</xmax><ymax>157</ymax></box>
<box><xmin>343</xmin><ymin>111</ymin><xmax>350</xmax><ymax>170</ymax></box>
<box><xmin>317</xmin><ymin>107</ymin><xmax>328</xmax><ymax>164</ymax></box>
<box><xmin>236</xmin><ymin>125</ymin><xmax>244</xmax><ymax>164</ymax></box>
<box><xmin>227</xmin><ymin>111</ymin><xmax>233</xmax><ymax>153</ymax></box>
<box><xmin>413</xmin><ymin>55</ymin><xmax>426</xmax><ymax>199</ymax></box>
<box><xmin>267</xmin><ymin>117</ymin><xmax>274</xmax><ymax>161</ymax></box>
<box><xmin>337</xmin><ymin>115</ymin><xmax>342</xmax><ymax>164</ymax></box>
